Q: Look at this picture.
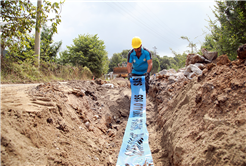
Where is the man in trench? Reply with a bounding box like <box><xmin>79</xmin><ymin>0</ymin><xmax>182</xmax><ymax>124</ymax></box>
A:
<box><xmin>127</xmin><ymin>36</ymin><xmax>153</xmax><ymax>95</ymax></box>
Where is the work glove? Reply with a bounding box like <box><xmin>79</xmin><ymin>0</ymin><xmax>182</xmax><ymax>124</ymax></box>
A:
<box><xmin>144</xmin><ymin>72</ymin><xmax>150</xmax><ymax>81</ymax></box>
<box><xmin>128</xmin><ymin>73</ymin><xmax>133</xmax><ymax>81</ymax></box>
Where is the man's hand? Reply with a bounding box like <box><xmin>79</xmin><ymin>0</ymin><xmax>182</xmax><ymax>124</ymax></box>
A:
<box><xmin>144</xmin><ymin>72</ymin><xmax>150</xmax><ymax>80</ymax></box>
<box><xmin>128</xmin><ymin>73</ymin><xmax>132</xmax><ymax>81</ymax></box>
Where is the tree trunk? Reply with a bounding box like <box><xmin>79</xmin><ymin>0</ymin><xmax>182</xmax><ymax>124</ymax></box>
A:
<box><xmin>34</xmin><ymin>0</ymin><xmax>42</xmax><ymax>67</ymax></box>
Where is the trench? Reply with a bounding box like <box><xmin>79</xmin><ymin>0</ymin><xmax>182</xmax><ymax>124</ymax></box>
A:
<box><xmin>0</xmin><ymin>79</ymin><xmax>193</xmax><ymax>165</ymax></box>
<box><xmin>147</xmin><ymin>86</ymin><xmax>176</xmax><ymax>166</ymax></box>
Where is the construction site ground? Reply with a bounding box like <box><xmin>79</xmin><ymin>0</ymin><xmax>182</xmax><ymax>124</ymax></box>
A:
<box><xmin>1</xmin><ymin>59</ymin><xmax>246</xmax><ymax>166</ymax></box>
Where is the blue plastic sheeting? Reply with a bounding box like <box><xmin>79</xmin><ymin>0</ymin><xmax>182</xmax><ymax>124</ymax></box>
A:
<box><xmin>116</xmin><ymin>76</ymin><xmax>154</xmax><ymax>166</ymax></box>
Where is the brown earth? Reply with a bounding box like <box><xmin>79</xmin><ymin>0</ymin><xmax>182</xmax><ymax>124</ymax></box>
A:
<box><xmin>1</xmin><ymin>58</ymin><xmax>246</xmax><ymax>166</ymax></box>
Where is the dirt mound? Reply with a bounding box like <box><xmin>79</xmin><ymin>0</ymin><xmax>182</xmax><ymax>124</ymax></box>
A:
<box><xmin>1</xmin><ymin>80</ymin><xmax>134</xmax><ymax>165</ymax></box>
<box><xmin>149</xmin><ymin>58</ymin><xmax>246</xmax><ymax>165</ymax></box>
<box><xmin>1</xmin><ymin>58</ymin><xmax>246</xmax><ymax>165</ymax></box>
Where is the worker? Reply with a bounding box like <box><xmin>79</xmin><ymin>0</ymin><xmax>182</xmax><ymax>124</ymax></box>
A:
<box><xmin>127</xmin><ymin>36</ymin><xmax>152</xmax><ymax>94</ymax></box>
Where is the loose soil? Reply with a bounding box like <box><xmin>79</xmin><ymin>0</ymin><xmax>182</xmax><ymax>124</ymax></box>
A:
<box><xmin>1</xmin><ymin>59</ymin><xmax>246</xmax><ymax>166</ymax></box>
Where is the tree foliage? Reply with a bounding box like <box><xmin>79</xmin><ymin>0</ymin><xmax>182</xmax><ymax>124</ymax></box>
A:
<box><xmin>170</xmin><ymin>49</ymin><xmax>187</xmax><ymax>70</ymax></box>
<box><xmin>40</xmin><ymin>25</ymin><xmax>62</xmax><ymax>61</ymax></box>
<box><xmin>203</xmin><ymin>0</ymin><xmax>246</xmax><ymax>60</ymax></box>
<box><xmin>108</xmin><ymin>49</ymin><xmax>130</xmax><ymax>72</ymax></box>
<box><xmin>158</xmin><ymin>55</ymin><xmax>171</xmax><ymax>70</ymax></box>
<box><xmin>1</xmin><ymin>0</ymin><xmax>64</xmax><ymax>58</ymax></box>
<box><xmin>108</xmin><ymin>54</ymin><xmax>124</xmax><ymax>72</ymax></box>
<box><xmin>120</xmin><ymin>49</ymin><xmax>131</xmax><ymax>59</ymax></box>
<box><xmin>20</xmin><ymin>24</ymin><xmax>62</xmax><ymax>62</ymax></box>
<box><xmin>59</xmin><ymin>34</ymin><xmax>108</xmax><ymax>77</ymax></box>
<box><xmin>154</xmin><ymin>50</ymin><xmax>187</xmax><ymax>72</ymax></box>
<box><xmin>152</xmin><ymin>57</ymin><xmax>160</xmax><ymax>74</ymax></box>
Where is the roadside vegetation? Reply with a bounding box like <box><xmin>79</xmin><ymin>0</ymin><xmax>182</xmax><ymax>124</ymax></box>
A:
<box><xmin>1</xmin><ymin>58</ymin><xmax>93</xmax><ymax>83</ymax></box>
<box><xmin>1</xmin><ymin>1</ymin><xmax>245</xmax><ymax>83</ymax></box>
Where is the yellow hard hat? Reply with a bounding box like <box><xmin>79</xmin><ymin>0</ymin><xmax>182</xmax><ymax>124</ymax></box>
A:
<box><xmin>132</xmin><ymin>36</ymin><xmax>142</xmax><ymax>48</ymax></box>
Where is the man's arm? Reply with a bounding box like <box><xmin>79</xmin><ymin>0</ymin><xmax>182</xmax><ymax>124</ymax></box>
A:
<box><xmin>127</xmin><ymin>62</ymin><xmax>132</xmax><ymax>73</ymax></box>
<box><xmin>147</xmin><ymin>59</ymin><xmax>152</xmax><ymax>73</ymax></box>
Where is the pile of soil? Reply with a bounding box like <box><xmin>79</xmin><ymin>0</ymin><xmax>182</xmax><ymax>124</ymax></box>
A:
<box><xmin>149</xmin><ymin>58</ymin><xmax>246</xmax><ymax>165</ymax></box>
<box><xmin>1</xmin><ymin>79</ymin><xmax>133</xmax><ymax>165</ymax></box>
<box><xmin>1</xmin><ymin>57</ymin><xmax>246</xmax><ymax>165</ymax></box>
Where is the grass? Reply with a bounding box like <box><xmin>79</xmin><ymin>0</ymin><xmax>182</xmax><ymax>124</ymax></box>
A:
<box><xmin>1</xmin><ymin>58</ymin><xmax>94</xmax><ymax>84</ymax></box>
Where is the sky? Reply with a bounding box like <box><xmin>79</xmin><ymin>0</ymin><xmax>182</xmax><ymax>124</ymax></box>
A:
<box><xmin>47</xmin><ymin>0</ymin><xmax>217</xmax><ymax>58</ymax></box>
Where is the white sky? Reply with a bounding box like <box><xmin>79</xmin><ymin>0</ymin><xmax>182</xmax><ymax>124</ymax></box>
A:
<box><xmin>46</xmin><ymin>0</ymin><xmax>217</xmax><ymax>58</ymax></box>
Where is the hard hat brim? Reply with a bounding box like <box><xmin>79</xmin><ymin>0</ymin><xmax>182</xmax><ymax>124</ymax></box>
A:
<box><xmin>132</xmin><ymin>43</ymin><xmax>142</xmax><ymax>49</ymax></box>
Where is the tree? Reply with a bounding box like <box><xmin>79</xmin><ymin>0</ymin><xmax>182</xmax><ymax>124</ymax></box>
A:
<box><xmin>1</xmin><ymin>0</ymin><xmax>64</xmax><ymax>59</ymax></box>
<box><xmin>152</xmin><ymin>58</ymin><xmax>160</xmax><ymax>74</ymax></box>
<box><xmin>120</xmin><ymin>49</ymin><xmax>131</xmax><ymax>59</ymax></box>
<box><xmin>168</xmin><ymin>48</ymin><xmax>187</xmax><ymax>71</ymax></box>
<box><xmin>59</xmin><ymin>34</ymin><xmax>108</xmax><ymax>77</ymax></box>
<box><xmin>21</xmin><ymin>24</ymin><xmax>62</xmax><ymax>62</ymax></box>
<box><xmin>40</xmin><ymin>25</ymin><xmax>62</xmax><ymax>61</ymax></box>
<box><xmin>108</xmin><ymin>53</ymin><xmax>124</xmax><ymax>72</ymax></box>
<box><xmin>108</xmin><ymin>49</ymin><xmax>131</xmax><ymax>72</ymax></box>
<box><xmin>203</xmin><ymin>0</ymin><xmax>246</xmax><ymax>60</ymax></box>
<box><xmin>158</xmin><ymin>56</ymin><xmax>171</xmax><ymax>70</ymax></box>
